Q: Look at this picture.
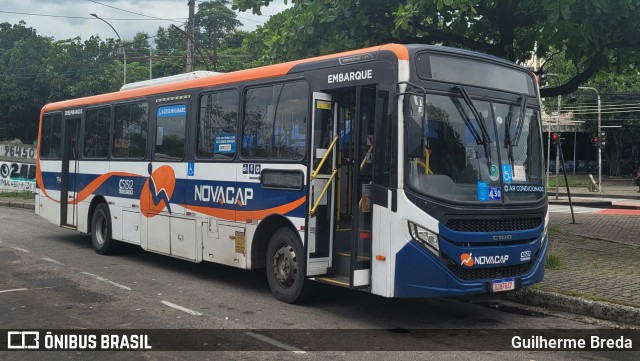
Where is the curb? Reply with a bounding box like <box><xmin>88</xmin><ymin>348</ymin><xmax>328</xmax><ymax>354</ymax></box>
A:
<box><xmin>506</xmin><ymin>288</ymin><xmax>640</xmax><ymax>326</ymax></box>
<box><xmin>0</xmin><ymin>201</ymin><xmax>35</xmax><ymax>210</ymax></box>
<box><xmin>550</xmin><ymin>192</ymin><xmax>640</xmax><ymax>201</ymax></box>
<box><xmin>548</xmin><ymin>199</ymin><xmax>612</xmax><ymax>208</ymax></box>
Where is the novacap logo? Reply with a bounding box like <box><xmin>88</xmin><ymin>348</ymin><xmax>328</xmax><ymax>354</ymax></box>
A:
<box><xmin>460</xmin><ymin>253</ymin><xmax>474</xmax><ymax>267</ymax></box>
<box><xmin>140</xmin><ymin>164</ymin><xmax>175</xmax><ymax>218</ymax></box>
<box><xmin>460</xmin><ymin>252</ymin><xmax>510</xmax><ymax>267</ymax></box>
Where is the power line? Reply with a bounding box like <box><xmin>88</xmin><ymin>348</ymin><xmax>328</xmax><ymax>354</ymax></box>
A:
<box><xmin>87</xmin><ymin>0</ymin><xmax>185</xmax><ymax>23</ymax></box>
<box><xmin>0</xmin><ymin>10</ymin><xmax>186</xmax><ymax>21</ymax></box>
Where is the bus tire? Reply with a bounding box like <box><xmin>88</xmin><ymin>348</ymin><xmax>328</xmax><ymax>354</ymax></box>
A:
<box><xmin>91</xmin><ymin>203</ymin><xmax>114</xmax><ymax>255</ymax></box>
<box><xmin>266</xmin><ymin>227</ymin><xmax>310</xmax><ymax>304</ymax></box>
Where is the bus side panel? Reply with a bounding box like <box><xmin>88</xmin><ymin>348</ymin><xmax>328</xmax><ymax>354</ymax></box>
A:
<box><xmin>38</xmin><ymin>160</ymin><xmax>62</xmax><ymax>226</ymax></box>
<box><xmin>189</xmin><ymin>162</ymin><xmax>240</xmax><ymax>268</ymax></box>
<box><xmin>75</xmin><ymin>161</ymin><xmax>113</xmax><ymax>234</ymax></box>
<box><xmin>106</xmin><ymin>161</ymin><xmax>150</xmax><ymax>245</ymax></box>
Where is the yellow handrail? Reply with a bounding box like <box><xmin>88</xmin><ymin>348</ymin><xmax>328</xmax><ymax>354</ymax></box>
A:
<box><xmin>309</xmin><ymin>169</ymin><xmax>338</xmax><ymax>216</ymax></box>
<box><xmin>310</xmin><ymin>136</ymin><xmax>338</xmax><ymax>181</ymax></box>
<box><xmin>359</xmin><ymin>144</ymin><xmax>374</xmax><ymax>171</ymax></box>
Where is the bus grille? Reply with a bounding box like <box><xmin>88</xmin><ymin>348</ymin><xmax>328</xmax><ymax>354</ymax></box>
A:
<box><xmin>446</xmin><ymin>262</ymin><xmax>531</xmax><ymax>281</ymax></box>
<box><xmin>445</xmin><ymin>218</ymin><xmax>542</xmax><ymax>232</ymax></box>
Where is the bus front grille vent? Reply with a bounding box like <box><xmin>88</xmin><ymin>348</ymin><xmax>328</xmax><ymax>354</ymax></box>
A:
<box><xmin>445</xmin><ymin>218</ymin><xmax>542</xmax><ymax>233</ymax></box>
<box><xmin>446</xmin><ymin>262</ymin><xmax>531</xmax><ymax>281</ymax></box>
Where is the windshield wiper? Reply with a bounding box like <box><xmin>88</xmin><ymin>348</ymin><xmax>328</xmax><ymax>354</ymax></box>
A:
<box><xmin>453</xmin><ymin>85</ymin><xmax>492</xmax><ymax>170</ymax></box>
<box><xmin>454</xmin><ymin>85</ymin><xmax>492</xmax><ymax>145</ymax></box>
<box><xmin>512</xmin><ymin>94</ymin><xmax>528</xmax><ymax>146</ymax></box>
<box><xmin>504</xmin><ymin>112</ymin><xmax>515</xmax><ymax>165</ymax></box>
<box><xmin>504</xmin><ymin>94</ymin><xmax>528</xmax><ymax>166</ymax></box>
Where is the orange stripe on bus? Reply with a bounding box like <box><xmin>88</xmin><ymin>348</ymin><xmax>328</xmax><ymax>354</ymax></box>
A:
<box><xmin>183</xmin><ymin>196</ymin><xmax>306</xmax><ymax>222</ymax></box>
<box><xmin>70</xmin><ymin>172</ymin><xmax>138</xmax><ymax>204</ymax></box>
<box><xmin>37</xmin><ymin>171</ymin><xmax>138</xmax><ymax>204</ymax></box>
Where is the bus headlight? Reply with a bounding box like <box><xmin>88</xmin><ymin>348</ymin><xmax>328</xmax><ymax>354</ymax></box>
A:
<box><xmin>541</xmin><ymin>225</ymin><xmax>548</xmax><ymax>245</ymax></box>
<box><xmin>408</xmin><ymin>221</ymin><xmax>439</xmax><ymax>256</ymax></box>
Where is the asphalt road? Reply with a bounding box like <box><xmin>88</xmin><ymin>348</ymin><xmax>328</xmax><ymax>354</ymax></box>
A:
<box><xmin>0</xmin><ymin>207</ymin><xmax>637</xmax><ymax>360</ymax></box>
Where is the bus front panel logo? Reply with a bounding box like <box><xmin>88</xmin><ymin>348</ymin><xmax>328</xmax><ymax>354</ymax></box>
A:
<box><xmin>140</xmin><ymin>165</ymin><xmax>175</xmax><ymax>217</ymax></box>
<box><xmin>460</xmin><ymin>253</ymin><xmax>474</xmax><ymax>267</ymax></box>
<box><xmin>460</xmin><ymin>252</ymin><xmax>510</xmax><ymax>267</ymax></box>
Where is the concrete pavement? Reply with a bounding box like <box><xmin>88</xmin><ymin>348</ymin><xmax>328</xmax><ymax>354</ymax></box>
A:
<box><xmin>3</xmin><ymin>183</ymin><xmax>640</xmax><ymax>325</ymax></box>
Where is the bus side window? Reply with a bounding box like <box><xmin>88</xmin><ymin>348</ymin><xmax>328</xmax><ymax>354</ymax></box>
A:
<box><xmin>41</xmin><ymin>113</ymin><xmax>63</xmax><ymax>159</ymax></box>
<box><xmin>241</xmin><ymin>81</ymin><xmax>308</xmax><ymax>160</ymax></box>
<box><xmin>155</xmin><ymin>104</ymin><xmax>187</xmax><ymax>161</ymax></box>
<box><xmin>84</xmin><ymin>107</ymin><xmax>111</xmax><ymax>158</ymax></box>
<box><xmin>273</xmin><ymin>81</ymin><xmax>308</xmax><ymax>160</ymax></box>
<box><xmin>113</xmin><ymin>102</ymin><xmax>148</xmax><ymax>158</ymax></box>
<box><xmin>197</xmin><ymin>89</ymin><xmax>238</xmax><ymax>160</ymax></box>
<box><xmin>242</xmin><ymin>85</ymin><xmax>279</xmax><ymax>158</ymax></box>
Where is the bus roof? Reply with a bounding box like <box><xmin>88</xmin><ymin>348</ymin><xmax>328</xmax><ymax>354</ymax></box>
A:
<box><xmin>42</xmin><ymin>43</ymin><xmax>410</xmax><ymax>112</ymax></box>
<box><xmin>119</xmin><ymin>71</ymin><xmax>223</xmax><ymax>91</ymax></box>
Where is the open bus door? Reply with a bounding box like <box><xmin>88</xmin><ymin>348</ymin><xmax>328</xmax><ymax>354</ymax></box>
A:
<box><xmin>307</xmin><ymin>92</ymin><xmax>337</xmax><ymax>276</ymax></box>
<box><xmin>60</xmin><ymin>117</ymin><xmax>81</xmax><ymax>227</ymax></box>
<box><xmin>348</xmin><ymin>86</ymin><xmax>376</xmax><ymax>288</ymax></box>
<box><xmin>309</xmin><ymin>87</ymin><xmax>376</xmax><ymax>289</ymax></box>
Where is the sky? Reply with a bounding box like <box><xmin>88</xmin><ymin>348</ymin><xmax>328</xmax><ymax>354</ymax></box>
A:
<box><xmin>0</xmin><ymin>0</ymin><xmax>291</xmax><ymax>45</ymax></box>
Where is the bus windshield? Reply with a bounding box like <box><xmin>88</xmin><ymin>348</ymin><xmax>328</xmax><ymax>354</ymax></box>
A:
<box><xmin>406</xmin><ymin>92</ymin><xmax>544</xmax><ymax>203</ymax></box>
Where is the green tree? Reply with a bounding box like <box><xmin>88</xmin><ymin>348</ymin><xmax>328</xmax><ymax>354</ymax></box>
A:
<box><xmin>0</xmin><ymin>21</ymin><xmax>52</xmax><ymax>142</ymax></box>
<box><xmin>154</xmin><ymin>25</ymin><xmax>188</xmax><ymax>77</ymax></box>
<box><xmin>233</xmin><ymin>0</ymin><xmax>640</xmax><ymax>97</ymax></box>
<box><xmin>0</xmin><ymin>22</ymin><xmax>123</xmax><ymax>143</ymax></box>
<box><xmin>543</xmin><ymin>52</ymin><xmax>640</xmax><ymax>176</ymax></box>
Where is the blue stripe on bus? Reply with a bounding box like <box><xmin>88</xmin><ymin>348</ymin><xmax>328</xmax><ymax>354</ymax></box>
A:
<box><xmin>39</xmin><ymin>171</ymin><xmax>307</xmax><ymax>218</ymax></box>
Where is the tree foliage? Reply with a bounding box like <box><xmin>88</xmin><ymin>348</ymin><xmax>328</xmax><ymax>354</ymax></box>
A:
<box><xmin>233</xmin><ymin>0</ymin><xmax>640</xmax><ymax>98</ymax></box>
<box><xmin>543</xmin><ymin>52</ymin><xmax>640</xmax><ymax>175</ymax></box>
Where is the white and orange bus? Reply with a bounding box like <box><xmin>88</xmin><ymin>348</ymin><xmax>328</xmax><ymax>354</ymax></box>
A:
<box><xmin>36</xmin><ymin>44</ymin><xmax>548</xmax><ymax>303</ymax></box>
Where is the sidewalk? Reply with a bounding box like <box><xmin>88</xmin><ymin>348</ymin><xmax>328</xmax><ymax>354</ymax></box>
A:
<box><xmin>510</xmin><ymin>177</ymin><xmax>640</xmax><ymax>324</ymax></box>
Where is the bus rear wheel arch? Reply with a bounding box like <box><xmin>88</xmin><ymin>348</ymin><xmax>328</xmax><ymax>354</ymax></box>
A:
<box><xmin>265</xmin><ymin>227</ymin><xmax>311</xmax><ymax>304</ymax></box>
<box><xmin>90</xmin><ymin>202</ymin><xmax>115</xmax><ymax>255</ymax></box>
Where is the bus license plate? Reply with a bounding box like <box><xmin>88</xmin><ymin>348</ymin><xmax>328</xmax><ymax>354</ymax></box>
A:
<box><xmin>492</xmin><ymin>278</ymin><xmax>515</xmax><ymax>292</ymax></box>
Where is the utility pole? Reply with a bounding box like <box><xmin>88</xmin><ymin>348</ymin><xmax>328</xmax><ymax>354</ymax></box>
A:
<box><xmin>555</xmin><ymin>93</ymin><xmax>561</xmax><ymax>199</ymax></box>
<box><xmin>579</xmin><ymin>86</ymin><xmax>601</xmax><ymax>192</ymax></box>
<box><xmin>186</xmin><ymin>0</ymin><xmax>195</xmax><ymax>72</ymax></box>
<box><xmin>211</xmin><ymin>19</ymin><xmax>218</xmax><ymax>71</ymax></box>
<box><xmin>545</xmin><ymin>73</ymin><xmax>561</xmax><ymax>194</ymax></box>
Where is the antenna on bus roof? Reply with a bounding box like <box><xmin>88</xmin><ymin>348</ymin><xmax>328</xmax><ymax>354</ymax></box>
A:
<box><xmin>119</xmin><ymin>71</ymin><xmax>222</xmax><ymax>91</ymax></box>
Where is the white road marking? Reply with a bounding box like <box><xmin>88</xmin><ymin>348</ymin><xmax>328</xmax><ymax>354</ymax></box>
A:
<box><xmin>41</xmin><ymin>257</ymin><xmax>65</xmax><ymax>266</ymax></box>
<box><xmin>12</xmin><ymin>247</ymin><xmax>29</xmax><ymax>253</ymax></box>
<box><xmin>160</xmin><ymin>300</ymin><xmax>203</xmax><ymax>316</ymax></box>
<box><xmin>81</xmin><ymin>272</ymin><xmax>132</xmax><ymax>291</ymax></box>
<box><xmin>0</xmin><ymin>288</ymin><xmax>28</xmax><ymax>294</ymax></box>
<box><xmin>246</xmin><ymin>331</ymin><xmax>306</xmax><ymax>353</ymax></box>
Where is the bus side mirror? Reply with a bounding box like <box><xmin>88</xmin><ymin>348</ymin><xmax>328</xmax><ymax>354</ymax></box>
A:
<box><xmin>407</xmin><ymin>115</ymin><xmax>424</xmax><ymax>158</ymax></box>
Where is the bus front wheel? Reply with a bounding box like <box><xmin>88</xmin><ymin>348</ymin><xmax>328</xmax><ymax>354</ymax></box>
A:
<box><xmin>266</xmin><ymin>227</ymin><xmax>310</xmax><ymax>304</ymax></box>
<box><xmin>91</xmin><ymin>203</ymin><xmax>114</xmax><ymax>255</ymax></box>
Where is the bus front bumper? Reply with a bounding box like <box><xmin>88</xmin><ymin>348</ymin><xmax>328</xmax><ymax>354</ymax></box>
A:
<box><xmin>393</xmin><ymin>238</ymin><xmax>548</xmax><ymax>298</ymax></box>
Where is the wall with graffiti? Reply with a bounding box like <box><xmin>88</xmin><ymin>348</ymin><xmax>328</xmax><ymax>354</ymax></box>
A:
<box><xmin>0</xmin><ymin>143</ymin><xmax>36</xmax><ymax>192</ymax></box>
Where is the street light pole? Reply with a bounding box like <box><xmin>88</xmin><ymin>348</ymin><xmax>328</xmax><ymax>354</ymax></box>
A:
<box><xmin>579</xmin><ymin>86</ymin><xmax>601</xmax><ymax>192</ymax></box>
<box><xmin>91</xmin><ymin>13</ymin><xmax>126</xmax><ymax>85</ymax></box>
<box><xmin>546</xmin><ymin>74</ymin><xmax>561</xmax><ymax>195</ymax></box>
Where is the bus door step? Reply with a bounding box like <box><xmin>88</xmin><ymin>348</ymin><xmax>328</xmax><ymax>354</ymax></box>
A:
<box><xmin>315</xmin><ymin>275</ymin><xmax>350</xmax><ymax>288</ymax></box>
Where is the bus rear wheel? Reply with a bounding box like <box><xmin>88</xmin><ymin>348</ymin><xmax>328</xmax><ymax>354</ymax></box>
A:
<box><xmin>266</xmin><ymin>227</ymin><xmax>310</xmax><ymax>304</ymax></box>
<box><xmin>91</xmin><ymin>203</ymin><xmax>115</xmax><ymax>255</ymax></box>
